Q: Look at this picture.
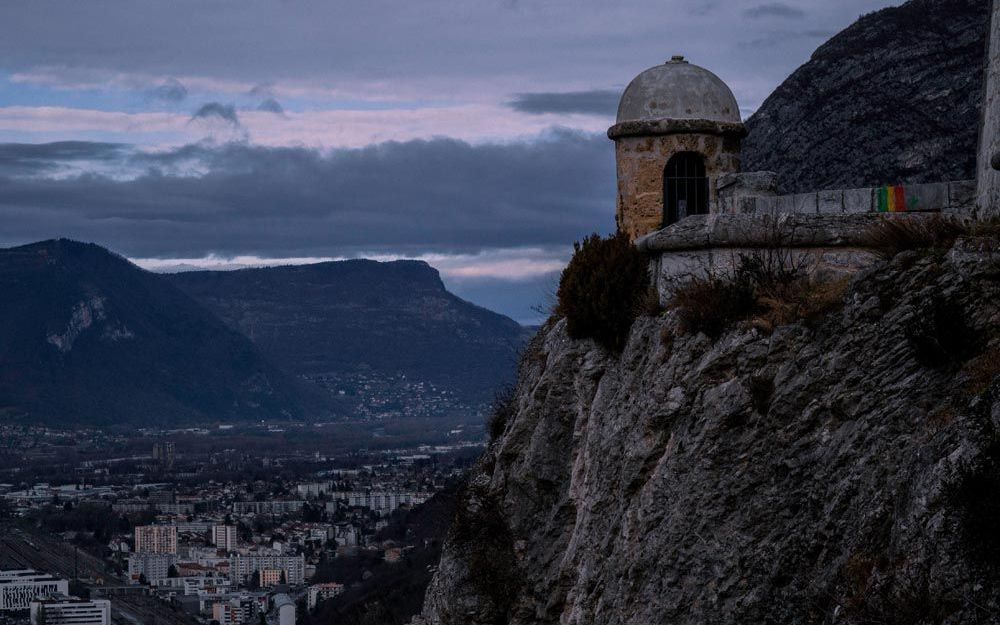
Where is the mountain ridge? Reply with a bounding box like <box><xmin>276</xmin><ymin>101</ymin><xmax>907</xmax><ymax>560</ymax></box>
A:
<box><xmin>0</xmin><ymin>238</ymin><xmax>323</xmax><ymax>426</ymax></box>
<box><xmin>166</xmin><ymin>259</ymin><xmax>530</xmax><ymax>409</ymax></box>
<box><xmin>743</xmin><ymin>0</ymin><xmax>989</xmax><ymax>193</ymax></box>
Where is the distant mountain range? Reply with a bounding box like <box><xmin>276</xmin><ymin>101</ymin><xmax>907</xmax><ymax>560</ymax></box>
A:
<box><xmin>743</xmin><ymin>0</ymin><xmax>988</xmax><ymax>193</ymax></box>
<box><xmin>0</xmin><ymin>239</ymin><xmax>320</xmax><ymax>426</ymax></box>
<box><xmin>0</xmin><ymin>239</ymin><xmax>528</xmax><ymax>427</ymax></box>
<box><xmin>166</xmin><ymin>260</ymin><xmax>531</xmax><ymax>406</ymax></box>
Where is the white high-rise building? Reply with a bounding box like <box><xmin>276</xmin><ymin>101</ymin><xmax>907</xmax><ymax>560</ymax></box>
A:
<box><xmin>134</xmin><ymin>525</ymin><xmax>177</xmax><ymax>554</ymax></box>
<box><xmin>127</xmin><ymin>554</ymin><xmax>177</xmax><ymax>584</ymax></box>
<box><xmin>0</xmin><ymin>570</ymin><xmax>69</xmax><ymax>611</ymax></box>
<box><xmin>228</xmin><ymin>555</ymin><xmax>305</xmax><ymax>586</ymax></box>
<box><xmin>30</xmin><ymin>595</ymin><xmax>110</xmax><ymax>625</ymax></box>
<box><xmin>211</xmin><ymin>525</ymin><xmax>237</xmax><ymax>551</ymax></box>
<box><xmin>274</xmin><ymin>594</ymin><xmax>295</xmax><ymax>625</ymax></box>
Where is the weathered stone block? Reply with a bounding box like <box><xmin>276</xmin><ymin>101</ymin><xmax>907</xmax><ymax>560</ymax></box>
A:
<box><xmin>905</xmin><ymin>182</ymin><xmax>949</xmax><ymax>212</ymax></box>
<box><xmin>843</xmin><ymin>188</ymin><xmax>874</xmax><ymax>213</ymax></box>
<box><xmin>775</xmin><ymin>195</ymin><xmax>796</xmax><ymax>214</ymax></box>
<box><xmin>752</xmin><ymin>195</ymin><xmax>778</xmax><ymax>215</ymax></box>
<box><xmin>817</xmin><ymin>190</ymin><xmax>844</xmax><ymax>214</ymax></box>
<box><xmin>781</xmin><ymin>193</ymin><xmax>818</xmax><ymax>214</ymax></box>
<box><xmin>949</xmin><ymin>180</ymin><xmax>977</xmax><ymax>210</ymax></box>
<box><xmin>716</xmin><ymin>172</ymin><xmax>739</xmax><ymax>194</ymax></box>
<box><xmin>738</xmin><ymin>171</ymin><xmax>780</xmax><ymax>196</ymax></box>
<box><xmin>736</xmin><ymin>197</ymin><xmax>758</xmax><ymax>214</ymax></box>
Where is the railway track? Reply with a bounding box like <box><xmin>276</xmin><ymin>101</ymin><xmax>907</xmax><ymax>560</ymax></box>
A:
<box><xmin>0</xmin><ymin>527</ymin><xmax>196</xmax><ymax>625</ymax></box>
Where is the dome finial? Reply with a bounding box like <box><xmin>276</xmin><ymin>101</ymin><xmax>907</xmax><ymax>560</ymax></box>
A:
<box><xmin>669</xmin><ymin>55</ymin><xmax>687</xmax><ymax>64</ymax></box>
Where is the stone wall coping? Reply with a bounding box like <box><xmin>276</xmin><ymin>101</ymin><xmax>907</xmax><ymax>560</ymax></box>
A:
<box><xmin>635</xmin><ymin>212</ymin><xmax>942</xmax><ymax>253</ymax></box>
<box><xmin>715</xmin><ymin>178</ymin><xmax>977</xmax><ymax>216</ymax></box>
<box><xmin>607</xmin><ymin>119</ymin><xmax>747</xmax><ymax>140</ymax></box>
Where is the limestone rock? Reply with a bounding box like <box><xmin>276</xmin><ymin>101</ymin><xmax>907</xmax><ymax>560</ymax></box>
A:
<box><xmin>743</xmin><ymin>0</ymin><xmax>989</xmax><ymax>194</ymax></box>
<box><xmin>415</xmin><ymin>243</ymin><xmax>1000</xmax><ymax>624</ymax></box>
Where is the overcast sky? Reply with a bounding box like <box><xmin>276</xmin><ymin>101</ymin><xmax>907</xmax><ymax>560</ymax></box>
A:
<box><xmin>0</xmin><ymin>0</ymin><xmax>898</xmax><ymax>323</ymax></box>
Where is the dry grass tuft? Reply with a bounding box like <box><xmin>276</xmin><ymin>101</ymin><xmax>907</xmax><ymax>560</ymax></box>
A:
<box><xmin>670</xmin><ymin>252</ymin><xmax>849</xmax><ymax>338</ymax></box>
<box><xmin>751</xmin><ymin>277</ymin><xmax>851</xmax><ymax>333</ymax></box>
<box><xmin>963</xmin><ymin>345</ymin><xmax>1000</xmax><ymax>396</ymax></box>
<box><xmin>863</xmin><ymin>215</ymin><xmax>968</xmax><ymax>260</ymax></box>
<box><xmin>670</xmin><ymin>273</ymin><xmax>756</xmax><ymax>338</ymax></box>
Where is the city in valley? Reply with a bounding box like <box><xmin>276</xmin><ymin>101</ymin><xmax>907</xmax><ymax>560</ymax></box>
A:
<box><xmin>2</xmin><ymin>0</ymin><xmax>998</xmax><ymax>623</ymax></box>
<box><xmin>0</xmin><ymin>421</ymin><xmax>482</xmax><ymax>625</ymax></box>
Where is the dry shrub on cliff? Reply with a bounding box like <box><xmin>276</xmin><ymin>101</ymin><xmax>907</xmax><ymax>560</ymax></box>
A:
<box><xmin>752</xmin><ymin>277</ymin><xmax>851</xmax><ymax>333</ymax></box>
<box><xmin>670</xmin><ymin>273</ymin><xmax>756</xmax><ymax>338</ymax></box>
<box><xmin>487</xmin><ymin>385</ymin><xmax>517</xmax><ymax>443</ymax></box>
<box><xmin>964</xmin><ymin>345</ymin><xmax>1000</xmax><ymax>395</ymax></box>
<box><xmin>863</xmin><ymin>215</ymin><xmax>968</xmax><ymax>259</ymax></box>
<box><xmin>968</xmin><ymin>217</ymin><xmax>1000</xmax><ymax>239</ymax></box>
<box><xmin>448</xmin><ymin>484</ymin><xmax>520</xmax><ymax>622</ymax></box>
<box><xmin>557</xmin><ymin>232</ymin><xmax>650</xmax><ymax>353</ymax></box>
<box><xmin>671</xmin><ymin>252</ymin><xmax>849</xmax><ymax>337</ymax></box>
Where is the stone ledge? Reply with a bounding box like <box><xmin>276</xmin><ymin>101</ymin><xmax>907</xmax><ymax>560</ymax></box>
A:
<box><xmin>635</xmin><ymin>212</ymin><xmax>948</xmax><ymax>253</ymax></box>
<box><xmin>608</xmin><ymin>119</ymin><xmax>747</xmax><ymax>140</ymax></box>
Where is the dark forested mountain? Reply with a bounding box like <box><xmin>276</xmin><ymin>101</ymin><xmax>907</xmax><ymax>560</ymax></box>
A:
<box><xmin>0</xmin><ymin>239</ymin><xmax>320</xmax><ymax>426</ymax></box>
<box><xmin>743</xmin><ymin>0</ymin><xmax>989</xmax><ymax>193</ymax></box>
<box><xmin>167</xmin><ymin>260</ymin><xmax>529</xmax><ymax>406</ymax></box>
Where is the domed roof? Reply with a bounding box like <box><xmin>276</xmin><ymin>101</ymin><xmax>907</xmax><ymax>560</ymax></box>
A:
<box><xmin>616</xmin><ymin>57</ymin><xmax>741</xmax><ymax>124</ymax></box>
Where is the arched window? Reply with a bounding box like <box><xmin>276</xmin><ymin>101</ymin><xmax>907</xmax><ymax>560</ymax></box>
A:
<box><xmin>663</xmin><ymin>152</ymin><xmax>708</xmax><ymax>227</ymax></box>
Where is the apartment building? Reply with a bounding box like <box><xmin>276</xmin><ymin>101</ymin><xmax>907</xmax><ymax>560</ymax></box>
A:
<box><xmin>134</xmin><ymin>525</ymin><xmax>177</xmax><ymax>554</ymax></box>
<box><xmin>30</xmin><ymin>595</ymin><xmax>110</xmax><ymax>625</ymax></box>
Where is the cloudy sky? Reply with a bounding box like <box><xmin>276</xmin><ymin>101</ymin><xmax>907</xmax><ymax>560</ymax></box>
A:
<box><xmin>0</xmin><ymin>0</ymin><xmax>897</xmax><ymax>323</ymax></box>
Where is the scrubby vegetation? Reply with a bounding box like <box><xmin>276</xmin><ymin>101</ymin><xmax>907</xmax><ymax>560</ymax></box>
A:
<box><xmin>448</xmin><ymin>483</ymin><xmax>520</xmax><ymax>624</ymax></box>
<box><xmin>306</xmin><ymin>483</ymin><xmax>463</xmax><ymax>625</ymax></box>
<box><xmin>863</xmin><ymin>215</ymin><xmax>968</xmax><ymax>259</ymax></box>
<box><xmin>556</xmin><ymin>232</ymin><xmax>650</xmax><ymax>352</ymax></box>
<box><xmin>670</xmin><ymin>272</ymin><xmax>756</xmax><ymax>338</ymax></box>
<box><xmin>964</xmin><ymin>345</ymin><xmax>1000</xmax><ymax>395</ymax></box>
<box><xmin>487</xmin><ymin>385</ymin><xmax>517</xmax><ymax>443</ymax></box>
<box><xmin>670</xmin><ymin>252</ymin><xmax>849</xmax><ymax>338</ymax></box>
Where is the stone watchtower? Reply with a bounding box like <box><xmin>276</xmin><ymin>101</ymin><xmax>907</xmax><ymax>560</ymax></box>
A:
<box><xmin>608</xmin><ymin>56</ymin><xmax>747</xmax><ymax>241</ymax></box>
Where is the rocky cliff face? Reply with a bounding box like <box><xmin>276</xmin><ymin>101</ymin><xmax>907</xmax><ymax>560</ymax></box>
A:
<box><xmin>743</xmin><ymin>0</ymin><xmax>989</xmax><ymax>193</ymax></box>
<box><xmin>414</xmin><ymin>238</ymin><xmax>1000</xmax><ymax>623</ymax></box>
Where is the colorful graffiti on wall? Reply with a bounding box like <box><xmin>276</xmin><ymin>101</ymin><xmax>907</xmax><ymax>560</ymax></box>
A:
<box><xmin>877</xmin><ymin>186</ymin><xmax>910</xmax><ymax>212</ymax></box>
<box><xmin>876</xmin><ymin>184</ymin><xmax>949</xmax><ymax>213</ymax></box>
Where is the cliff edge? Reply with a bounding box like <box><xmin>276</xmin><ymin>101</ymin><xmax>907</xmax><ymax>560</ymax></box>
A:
<box><xmin>414</xmin><ymin>237</ymin><xmax>1000</xmax><ymax>623</ymax></box>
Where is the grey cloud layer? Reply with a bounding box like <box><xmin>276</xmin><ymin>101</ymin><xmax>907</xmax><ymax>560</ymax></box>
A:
<box><xmin>191</xmin><ymin>102</ymin><xmax>241</xmax><ymax>125</ymax></box>
<box><xmin>153</xmin><ymin>77</ymin><xmax>189</xmax><ymax>102</ymax></box>
<box><xmin>0</xmin><ymin>141</ymin><xmax>128</xmax><ymax>176</ymax></box>
<box><xmin>0</xmin><ymin>132</ymin><xmax>615</xmax><ymax>258</ymax></box>
<box><xmin>507</xmin><ymin>90</ymin><xmax>620</xmax><ymax>116</ymax></box>
<box><xmin>744</xmin><ymin>3</ymin><xmax>808</xmax><ymax>19</ymax></box>
<box><xmin>0</xmin><ymin>0</ymin><xmax>895</xmax><ymax>106</ymax></box>
<box><xmin>256</xmin><ymin>98</ymin><xmax>285</xmax><ymax>114</ymax></box>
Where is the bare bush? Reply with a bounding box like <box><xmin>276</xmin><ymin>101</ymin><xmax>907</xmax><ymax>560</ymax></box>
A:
<box><xmin>863</xmin><ymin>215</ymin><xmax>968</xmax><ymax>259</ymax></box>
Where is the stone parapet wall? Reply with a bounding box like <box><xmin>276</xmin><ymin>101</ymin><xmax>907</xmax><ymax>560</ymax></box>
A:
<box><xmin>637</xmin><ymin>213</ymin><xmax>895</xmax><ymax>253</ymax></box>
<box><xmin>637</xmin><ymin>212</ymin><xmax>965</xmax><ymax>299</ymax></box>
<box><xmin>649</xmin><ymin>246</ymin><xmax>879</xmax><ymax>303</ymax></box>
<box><xmin>715</xmin><ymin>175</ymin><xmax>976</xmax><ymax>217</ymax></box>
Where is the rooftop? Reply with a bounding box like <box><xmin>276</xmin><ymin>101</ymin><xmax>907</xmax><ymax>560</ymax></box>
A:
<box><xmin>616</xmin><ymin>57</ymin><xmax>741</xmax><ymax>125</ymax></box>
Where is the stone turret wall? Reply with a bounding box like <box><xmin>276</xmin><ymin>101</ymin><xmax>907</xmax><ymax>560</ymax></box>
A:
<box><xmin>614</xmin><ymin>133</ymin><xmax>742</xmax><ymax>241</ymax></box>
<box><xmin>978</xmin><ymin>0</ymin><xmax>1000</xmax><ymax>217</ymax></box>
